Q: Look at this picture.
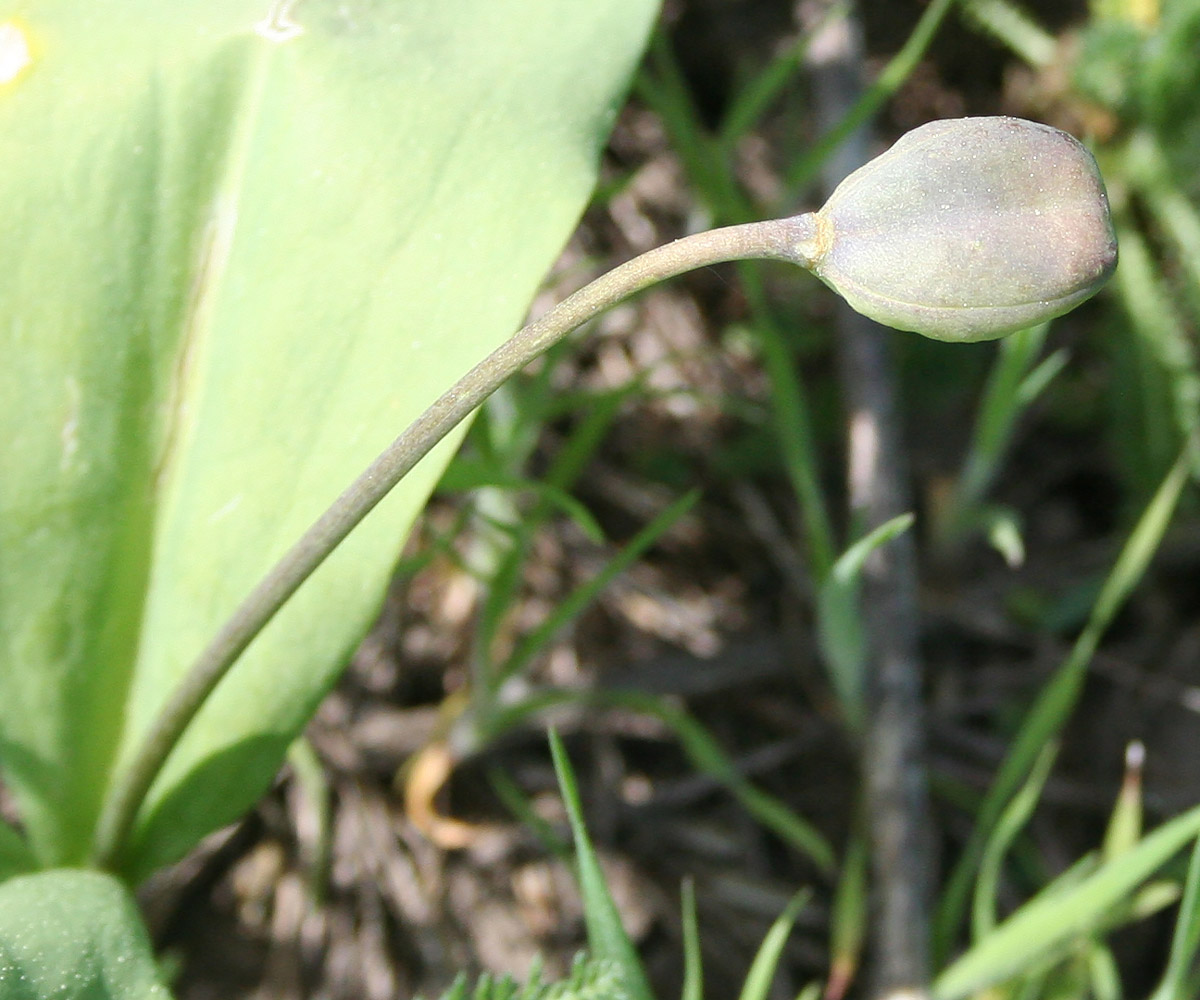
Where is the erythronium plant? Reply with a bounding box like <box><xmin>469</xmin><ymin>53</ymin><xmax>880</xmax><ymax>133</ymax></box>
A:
<box><xmin>0</xmin><ymin>0</ymin><xmax>662</xmax><ymax>884</ymax></box>
<box><xmin>93</xmin><ymin>115</ymin><xmax>1118</xmax><ymax>870</ymax></box>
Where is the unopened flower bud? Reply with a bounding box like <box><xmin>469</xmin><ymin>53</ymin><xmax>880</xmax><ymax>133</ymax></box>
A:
<box><xmin>793</xmin><ymin>117</ymin><xmax>1118</xmax><ymax>342</ymax></box>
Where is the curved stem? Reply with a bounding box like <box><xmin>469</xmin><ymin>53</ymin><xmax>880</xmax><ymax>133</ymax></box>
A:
<box><xmin>92</xmin><ymin>214</ymin><xmax>818</xmax><ymax>872</ymax></box>
<box><xmin>806</xmin><ymin>3</ymin><xmax>933</xmax><ymax>996</ymax></box>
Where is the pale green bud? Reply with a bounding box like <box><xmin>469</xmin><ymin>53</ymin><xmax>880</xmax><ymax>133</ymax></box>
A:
<box><xmin>793</xmin><ymin>117</ymin><xmax>1118</xmax><ymax>342</ymax></box>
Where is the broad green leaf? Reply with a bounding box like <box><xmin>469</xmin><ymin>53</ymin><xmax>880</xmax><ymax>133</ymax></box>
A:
<box><xmin>0</xmin><ymin>868</ymin><xmax>170</xmax><ymax>1000</ymax></box>
<box><xmin>0</xmin><ymin>821</ymin><xmax>36</xmax><ymax>883</ymax></box>
<box><xmin>0</xmin><ymin>0</ymin><xmax>658</xmax><ymax>877</ymax></box>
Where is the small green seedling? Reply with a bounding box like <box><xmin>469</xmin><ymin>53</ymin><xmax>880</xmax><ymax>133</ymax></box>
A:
<box><xmin>96</xmin><ymin>115</ymin><xmax>1119</xmax><ymax>870</ymax></box>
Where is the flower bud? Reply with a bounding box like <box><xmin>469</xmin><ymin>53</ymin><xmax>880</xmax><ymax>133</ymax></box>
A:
<box><xmin>797</xmin><ymin>117</ymin><xmax>1118</xmax><ymax>342</ymax></box>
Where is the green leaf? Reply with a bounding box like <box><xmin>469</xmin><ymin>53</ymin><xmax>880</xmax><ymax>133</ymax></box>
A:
<box><xmin>935</xmin><ymin>803</ymin><xmax>1200</xmax><ymax>1000</ymax></box>
<box><xmin>1111</xmin><ymin>217</ymin><xmax>1200</xmax><ymax>483</ymax></box>
<box><xmin>427</xmin><ymin>955</ymin><xmax>627</xmax><ymax>1000</ymax></box>
<box><xmin>935</xmin><ymin>448</ymin><xmax>1192</xmax><ymax>960</ymax></box>
<box><xmin>680</xmin><ymin>879</ymin><xmax>703</xmax><ymax>1000</ymax></box>
<box><xmin>0</xmin><ymin>822</ymin><xmax>36</xmax><ymax>883</ymax></box>
<box><xmin>493</xmin><ymin>687</ymin><xmax>836</xmax><ymax>874</ymax></box>
<box><xmin>0</xmin><ymin>868</ymin><xmax>171</xmax><ymax>1000</ymax></box>
<box><xmin>736</xmin><ymin>889</ymin><xmax>811</xmax><ymax>1000</ymax></box>
<box><xmin>783</xmin><ymin>0</ymin><xmax>958</xmax><ymax>197</ymax></box>
<box><xmin>1101</xmin><ymin>742</ymin><xmax>1145</xmax><ymax>863</ymax></box>
<box><xmin>827</xmin><ymin>828</ymin><xmax>867</xmax><ymax>1000</ymax></box>
<box><xmin>497</xmin><ymin>490</ymin><xmax>700</xmax><ymax>690</ymax></box>
<box><xmin>816</xmin><ymin>513</ymin><xmax>914</xmax><ymax>729</ymax></box>
<box><xmin>972</xmin><ymin>743</ymin><xmax>1058</xmax><ymax>941</ymax></box>
<box><xmin>935</xmin><ymin>322</ymin><xmax>1064</xmax><ymax>556</ymax></box>
<box><xmin>0</xmin><ymin>0</ymin><xmax>658</xmax><ymax>876</ymax></box>
<box><xmin>1149</xmin><ymin>835</ymin><xmax>1200</xmax><ymax>1000</ymax></box>
<box><xmin>549</xmin><ymin>730</ymin><xmax>654</xmax><ymax>1000</ymax></box>
<box><xmin>1085</xmin><ymin>941</ymin><xmax>1122</xmax><ymax>1000</ymax></box>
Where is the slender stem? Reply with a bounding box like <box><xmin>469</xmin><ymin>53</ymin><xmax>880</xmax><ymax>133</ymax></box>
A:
<box><xmin>959</xmin><ymin>0</ymin><xmax>1056</xmax><ymax>69</ymax></box>
<box><xmin>806</xmin><ymin>3</ymin><xmax>934</xmax><ymax>996</ymax></box>
<box><xmin>737</xmin><ymin>262</ymin><xmax>837</xmax><ymax>578</ymax></box>
<box><xmin>786</xmin><ymin>0</ymin><xmax>956</xmax><ymax>197</ymax></box>
<box><xmin>91</xmin><ymin>214</ymin><xmax>819</xmax><ymax>872</ymax></box>
<box><xmin>637</xmin><ymin>36</ymin><xmax>837</xmax><ymax>576</ymax></box>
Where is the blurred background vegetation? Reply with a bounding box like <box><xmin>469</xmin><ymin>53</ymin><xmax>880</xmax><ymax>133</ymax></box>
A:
<box><xmin>148</xmin><ymin>1</ymin><xmax>1200</xmax><ymax>998</ymax></box>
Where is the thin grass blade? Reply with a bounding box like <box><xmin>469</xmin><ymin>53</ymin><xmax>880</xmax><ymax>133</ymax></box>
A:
<box><xmin>737</xmin><ymin>889</ymin><xmax>813</xmax><ymax>1000</ymax></box>
<box><xmin>549</xmin><ymin>730</ymin><xmax>655</xmax><ymax>1000</ymax></box>
<box><xmin>935</xmin><ymin>803</ymin><xmax>1200</xmax><ymax>1000</ymax></box>
<box><xmin>681</xmin><ymin>878</ymin><xmax>704</xmax><ymax>1000</ymax></box>
<box><xmin>783</xmin><ymin>0</ymin><xmax>957</xmax><ymax>197</ymax></box>
<box><xmin>488</xmin><ymin>688</ymin><xmax>836</xmax><ymax>874</ymax></box>
<box><xmin>816</xmin><ymin>513</ymin><xmax>914</xmax><ymax>729</ymax></box>
<box><xmin>973</xmin><ymin>743</ymin><xmax>1058</xmax><ymax>941</ymax></box>
<box><xmin>1148</xmin><ymin>835</ymin><xmax>1200</xmax><ymax>1000</ymax></box>
<box><xmin>935</xmin><ymin>448</ymin><xmax>1193</xmax><ymax>960</ymax></box>
<box><xmin>826</xmin><ymin>828</ymin><xmax>868</xmax><ymax>1000</ymax></box>
<box><xmin>499</xmin><ymin>490</ymin><xmax>699</xmax><ymax>685</ymax></box>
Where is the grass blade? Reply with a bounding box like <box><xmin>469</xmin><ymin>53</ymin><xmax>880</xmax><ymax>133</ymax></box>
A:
<box><xmin>438</xmin><ymin>473</ymin><xmax>607</xmax><ymax>546</ymax></box>
<box><xmin>1126</xmin><ymin>129</ymin><xmax>1200</xmax><ymax>316</ymax></box>
<box><xmin>487</xmin><ymin>765</ymin><xmax>569</xmax><ymax>859</ymax></box>
<box><xmin>736</xmin><ymin>268</ymin><xmax>838</xmax><ymax>579</ymax></box>
<box><xmin>498</xmin><ymin>490</ymin><xmax>700</xmax><ymax>687</ymax></box>
<box><xmin>489</xmin><ymin>688</ymin><xmax>836</xmax><ymax>874</ymax></box>
<box><xmin>935</xmin><ymin>805</ymin><xmax>1200</xmax><ymax>999</ymax></box>
<box><xmin>783</xmin><ymin>0</ymin><xmax>957</xmax><ymax>197</ymax></box>
<box><xmin>1148</xmin><ymin>836</ymin><xmax>1200</xmax><ymax>1000</ymax></box>
<box><xmin>616</xmin><ymin>692</ymin><xmax>836</xmax><ymax>873</ymax></box>
<box><xmin>972</xmin><ymin>743</ymin><xmax>1058</xmax><ymax>941</ymax></box>
<box><xmin>959</xmin><ymin>0</ymin><xmax>1057</xmax><ymax>67</ymax></box>
<box><xmin>816</xmin><ymin>513</ymin><xmax>914</xmax><ymax>729</ymax></box>
<box><xmin>934</xmin><ymin>448</ymin><xmax>1193</xmax><ymax>961</ymax></box>
<box><xmin>549</xmin><ymin>730</ymin><xmax>655</xmax><ymax>1000</ymax></box>
<box><xmin>935</xmin><ymin>323</ymin><xmax>1066</xmax><ymax>551</ymax></box>
<box><xmin>681</xmin><ymin>878</ymin><xmax>704</xmax><ymax>1000</ymax></box>
<box><xmin>637</xmin><ymin>33</ymin><xmax>752</xmax><ymax>222</ymax></box>
<box><xmin>286</xmin><ymin>737</ymin><xmax>332</xmax><ymax>902</ymax></box>
<box><xmin>1086</xmin><ymin>941</ymin><xmax>1123</xmax><ymax>1000</ymax></box>
<box><xmin>1112</xmin><ymin>219</ymin><xmax>1200</xmax><ymax>482</ymax></box>
<box><xmin>1101</xmin><ymin>741</ymin><xmax>1145</xmax><ymax>862</ymax></box>
<box><xmin>717</xmin><ymin>7</ymin><xmax>844</xmax><ymax>150</ymax></box>
<box><xmin>737</xmin><ymin>889</ymin><xmax>813</xmax><ymax>1000</ymax></box>
<box><xmin>826</xmin><ymin>828</ymin><xmax>868</xmax><ymax>1000</ymax></box>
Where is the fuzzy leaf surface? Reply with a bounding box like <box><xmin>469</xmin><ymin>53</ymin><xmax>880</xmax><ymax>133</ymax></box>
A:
<box><xmin>0</xmin><ymin>0</ymin><xmax>657</xmax><ymax>877</ymax></box>
<box><xmin>0</xmin><ymin>869</ymin><xmax>170</xmax><ymax>999</ymax></box>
